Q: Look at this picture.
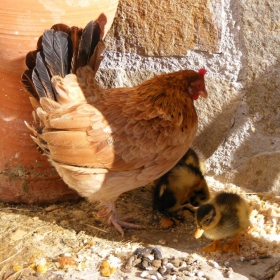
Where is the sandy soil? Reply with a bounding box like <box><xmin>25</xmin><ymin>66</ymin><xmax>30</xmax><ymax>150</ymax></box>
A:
<box><xmin>0</xmin><ymin>179</ymin><xmax>280</xmax><ymax>280</ymax></box>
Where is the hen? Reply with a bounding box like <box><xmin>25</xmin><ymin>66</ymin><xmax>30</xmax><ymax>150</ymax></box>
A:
<box><xmin>21</xmin><ymin>20</ymin><xmax>208</xmax><ymax>235</ymax></box>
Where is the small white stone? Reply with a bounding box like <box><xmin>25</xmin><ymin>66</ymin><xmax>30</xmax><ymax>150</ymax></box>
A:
<box><xmin>251</xmin><ymin>242</ymin><xmax>259</xmax><ymax>249</ymax></box>
<box><xmin>209</xmin><ymin>260</ymin><xmax>219</xmax><ymax>268</ymax></box>
<box><xmin>166</xmin><ymin>263</ymin><xmax>174</xmax><ymax>269</ymax></box>
<box><xmin>156</xmin><ymin>272</ymin><xmax>163</xmax><ymax>279</ymax></box>
<box><xmin>197</xmin><ymin>271</ymin><xmax>204</xmax><ymax>277</ymax></box>
<box><xmin>140</xmin><ymin>271</ymin><xmax>149</xmax><ymax>278</ymax></box>
<box><xmin>224</xmin><ymin>261</ymin><xmax>230</xmax><ymax>267</ymax></box>
<box><xmin>179</xmin><ymin>261</ymin><xmax>187</xmax><ymax>268</ymax></box>
<box><xmin>63</xmin><ymin>252</ymin><xmax>72</xmax><ymax>257</ymax></box>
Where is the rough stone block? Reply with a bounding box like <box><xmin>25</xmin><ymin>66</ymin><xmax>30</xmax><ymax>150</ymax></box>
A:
<box><xmin>105</xmin><ymin>0</ymin><xmax>223</xmax><ymax>56</ymax></box>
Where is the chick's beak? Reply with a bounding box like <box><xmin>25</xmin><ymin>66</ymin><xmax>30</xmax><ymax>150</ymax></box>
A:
<box><xmin>199</xmin><ymin>90</ymin><xmax>208</xmax><ymax>99</ymax></box>
<box><xmin>194</xmin><ymin>227</ymin><xmax>204</xmax><ymax>239</ymax></box>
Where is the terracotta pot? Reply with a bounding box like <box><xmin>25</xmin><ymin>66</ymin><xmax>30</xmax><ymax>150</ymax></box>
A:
<box><xmin>0</xmin><ymin>0</ymin><xmax>119</xmax><ymax>204</ymax></box>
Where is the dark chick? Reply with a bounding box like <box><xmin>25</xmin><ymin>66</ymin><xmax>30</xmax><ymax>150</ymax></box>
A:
<box><xmin>153</xmin><ymin>148</ymin><xmax>210</xmax><ymax>214</ymax></box>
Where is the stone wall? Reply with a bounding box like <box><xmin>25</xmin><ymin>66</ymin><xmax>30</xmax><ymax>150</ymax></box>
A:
<box><xmin>97</xmin><ymin>0</ymin><xmax>280</xmax><ymax>193</ymax></box>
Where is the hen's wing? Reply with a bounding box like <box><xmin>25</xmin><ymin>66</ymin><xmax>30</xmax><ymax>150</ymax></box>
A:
<box><xmin>31</xmin><ymin>71</ymin><xmax>197</xmax><ymax>202</ymax></box>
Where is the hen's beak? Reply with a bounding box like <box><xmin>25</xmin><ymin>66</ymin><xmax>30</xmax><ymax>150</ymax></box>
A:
<box><xmin>194</xmin><ymin>227</ymin><xmax>204</xmax><ymax>239</ymax></box>
<box><xmin>199</xmin><ymin>90</ymin><xmax>208</xmax><ymax>98</ymax></box>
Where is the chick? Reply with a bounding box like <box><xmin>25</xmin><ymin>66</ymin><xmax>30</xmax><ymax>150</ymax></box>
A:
<box><xmin>153</xmin><ymin>148</ymin><xmax>210</xmax><ymax>215</ymax></box>
<box><xmin>194</xmin><ymin>192</ymin><xmax>252</xmax><ymax>254</ymax></box>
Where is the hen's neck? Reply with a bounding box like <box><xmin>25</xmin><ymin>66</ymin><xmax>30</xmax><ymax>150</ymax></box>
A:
<box><xmin>136</xmin><ymin>72</ymin><xmax>197</xmax><ymax>129</ymax></box>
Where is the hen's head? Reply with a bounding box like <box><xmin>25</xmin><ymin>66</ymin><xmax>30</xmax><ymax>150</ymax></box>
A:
<box><xmin>187</xmin><ymin>68</ymin><xmax>208</xmax><ymax>101</ymax></box>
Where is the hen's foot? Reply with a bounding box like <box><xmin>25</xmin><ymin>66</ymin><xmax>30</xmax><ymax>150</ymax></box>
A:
<box><xmin>109</xmin><ymin>214</ymin><xmax>146</xmax><ymax>236</ymax></box>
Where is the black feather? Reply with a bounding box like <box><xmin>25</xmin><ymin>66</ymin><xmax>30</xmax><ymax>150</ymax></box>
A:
<box><xmin>51</xmin><ymin>23</ymin><xmax>71</xmax><ymax>34</ymax></box>
<box><xmin>32</xmin><ymin>68</ymin><xmax>46</xmax><ymax>98</ymax></box>
<box><xmin>75</xmin><ymin>21</ymin><xmax>101</xmax><ymax>71</ymax></box>
<box><xmin>25</xmin><ymin>50</ymin><xmax>38</xmax><ymax>70</ymax></box>
<box><xmin>33</xmin><ymin>52</ymin><xmax>55</xmax><ymax>99</ymax></box>
<box><xmin>89</xmin><ymin>41</ymin><xmax>105</xmax><ymax>76</ymax></box>
<box><xmin>21</xmin><ymin>70</ymin><xmax>38</xmax><ymax>98</ymax></box>
<box><xmin>70</xmin><ymin>26</ymin><xmax>83</xmax><ymax>74</ymax></box>
<box><xmin>42</xmin><ymin>29</ymin><xmax>69</xmax><ymax>77</ymax></box>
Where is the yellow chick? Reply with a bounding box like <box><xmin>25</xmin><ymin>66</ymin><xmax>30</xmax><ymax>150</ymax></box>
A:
<box><xmin>194</xmin><ymin>192</ymin><xmax>252</xmax><ymax>254</ymax></box>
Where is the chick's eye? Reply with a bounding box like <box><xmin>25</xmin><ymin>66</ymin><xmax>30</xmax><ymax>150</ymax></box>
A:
<box><xmin>204</xmin><ymin>218</ymin><xmax>211</xmax><ymax>224</ymax></box>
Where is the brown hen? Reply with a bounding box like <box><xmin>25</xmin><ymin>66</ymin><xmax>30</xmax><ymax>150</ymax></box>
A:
<box><xmin>21</xmin><ymin>20</ymin><xmax>208</xmax><ymax>235</ymax></box>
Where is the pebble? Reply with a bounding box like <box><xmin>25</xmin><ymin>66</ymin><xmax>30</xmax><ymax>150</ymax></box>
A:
<box><xmin>249</xmin><ymin>259</ymin><xmax>257</xmax><ymax>265</ymax></box>
<box><xmin>144</xmin><ymin>254</ymin><xmax>155</xmax><ymax>261</ymax></box>
<box><xmin>209</xmin><ymin>261</ymin><xmax>219</xmax><ymax>268</ymax></box>
<box><xmin>156</xmin><ymin>272</ymin><xmax>163</xmax><ymax>279</ymax></box>
<box><xmin>158</xmin><ymin>266</ymin><xmax>167</xmax><ymax>275</ymax></box>
<box><xmin>132</xmin><ymin>258</ymin><xmax>142</xmax><ymax>266</ymax></box>
<box><xmin>152</xmin><ymin>260</ymin><xmax>162</xmax><ymax>268</ymax></box>
<box><xmin>197</xmin><ymin>271</ymin><xmax>204</xmax><ymax>277</ymax></box>
<box><xmin>170</xmin><ymin>258</ymin><xmax>180</xmax><ymax>267</ymax></box>
<box><xmin>152</xmin><ymin>248</ymin><xmax>163</xmax><ymax>260</ymax></box>
<box><xmin>166</xmin><ymin>263</ymin><xmax>174</xmax><ymax>269</ymax></box>
<box><xmin>186</xmin><ymin>256</ymin><xmax>197</xmax><ymax>265</ymax></box>
<box><xmin>225</xmin><ymin>267</ymin><xmax>234</xmax><ymax>278</ymax></box>
<box><xmin>251</xmin><ymin>242</ymin><xmax>259</xmax><ymax>249</ymax></box>
<box><xmin>224</xmin><ymin>261</ymin><xmax>230</xmax><ymax>267</ymax></box>
<box><xmin>142</xmin><ymin>260</ymin><xmax>149</xmax><ymax>269</ymax></box>
<box><xmin>140</xmin><ymin>271</ymin><xmax>149</xmax><ymax>278</ymax></box>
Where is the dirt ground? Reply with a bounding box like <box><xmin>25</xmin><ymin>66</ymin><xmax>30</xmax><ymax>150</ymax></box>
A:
<box><xmin>0</xmin><ymin>179</ymin><xmax>280</xmax><ymax>280</ymax></box>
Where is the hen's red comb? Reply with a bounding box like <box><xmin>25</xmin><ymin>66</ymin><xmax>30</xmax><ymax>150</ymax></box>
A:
<box><xmin>198</xmin><ymin>68</ymin><xmax>207</xmax><ymax>76</ymax></box>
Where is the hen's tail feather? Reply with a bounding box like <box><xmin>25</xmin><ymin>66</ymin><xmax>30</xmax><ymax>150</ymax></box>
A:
<box><xmin>32</xmin><ymin>65</ymin><xmax>48</xmax><ymax>99</ymax></box>
<box><xmin>70</xmin><ymin>26</ymin><xmax>83</xmax><ymax>74</ymax></box>
<box><xmin>25</xmin><ymin>50</ymin><xmax>38</xmax><ymax>70</ymax></box>
<box><xmin>22</xmin><ymin>70</ymin><xmax>38</xmax><ymax>98</ymax></box>
<box><xmin>21</xmin><ymin>20</ymin><xmax>102</xmax><ymax>101</ymax></box>
<box><xmin>74</xmin><ymin>20</ymin><xmax>101</xmax><ymax>72</ymax></box>
<box><xmin>42</xmin><ymin>29</ymin><xmax>70</xmax><ymax>78</ymax></box>
<box><xmin>33</xmin><ymin>52</ymin><xmax>55</xmax><ymax>99</ymax></box>
<box><xmin>89</xmin><ymin>40</ymin><xmax>105</xmax><ymax>77</ymax></box>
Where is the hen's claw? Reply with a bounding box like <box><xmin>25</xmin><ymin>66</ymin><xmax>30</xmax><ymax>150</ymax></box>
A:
<box><xmin>109</xmin><ymin>214</ymin><xmax>146</xmax><ymax>236</ymax></box>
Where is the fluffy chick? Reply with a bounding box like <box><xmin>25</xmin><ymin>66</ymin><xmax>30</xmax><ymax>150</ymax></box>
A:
<box><xmin>194</xmin><ymin>192</ymin><xmax>252</xmax><ymax>254</ymax></box>
<box><xmin>153</xmin><ymin>148</ymin><xmax>210</xmax><ymax>214</ymax></box>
